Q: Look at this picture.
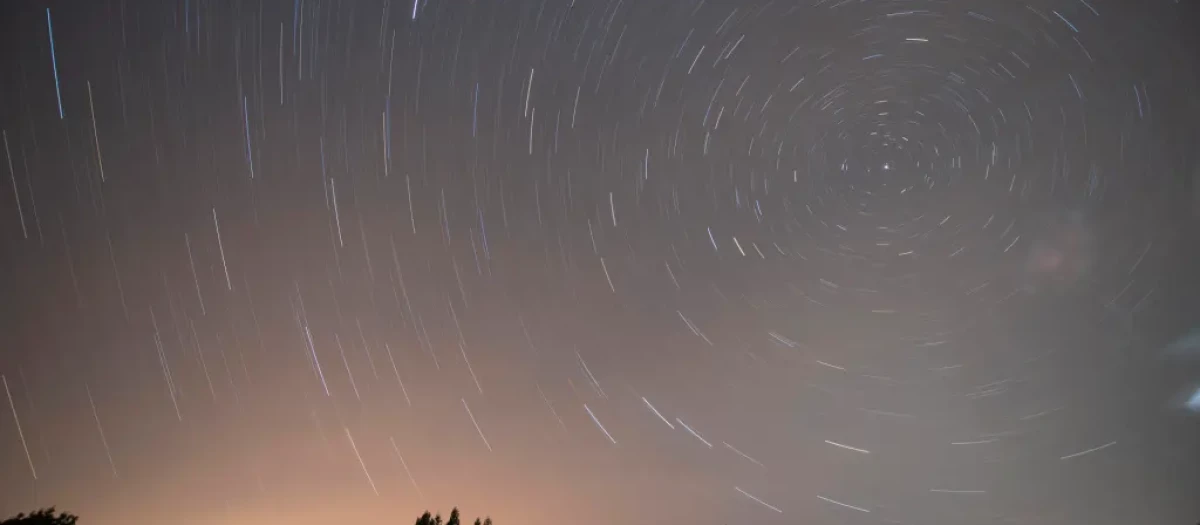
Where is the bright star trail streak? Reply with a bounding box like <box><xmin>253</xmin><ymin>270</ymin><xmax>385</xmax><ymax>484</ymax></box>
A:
<box><xmin>212</xmin><ymin>207</ymin><xmax>232</xmax><ymax>290</ymax></box>
<box><xmin>45</xmin><ymin>8</ymin><xmax>64</xmax><ymax>119</ymax></box>
<box><xmin>817</xmin><ymin>495</ymin><xmax>871</xmax><ymax>514</ymax></box>
<box><xmin>389</xmin><ymin>436</ymin><xmax>425</xmax><ymax>500</ymax></box>
<box><xmin>2</xmin><ymin>131</ymin><xmax>26</xmax><ymax>240</ymax></box>
<box><xmin>331</xmin><ymin>177</ymin><xmax>343</xmax><ymax>246</ymax></box>
<box><xmin>184</xmin><ymin>233</ymin><xmax>205</xmax><ymax>315</ymax></box>
<box><xmin>722</xmin><ymin>441</ymin><xmax>763</xmax><ymax>468</ymax></box>
<box><xmin>735</xmin><ymin>486</ymin><xmax>782</xmax><ymax>514</ymax></box>
<box><xmin>84</xmin><ymin>79</ymin><xmax>105</xmax><ymax>180</ymax></box>
<box><xmin>2</xmin><ymin>375</ymin><xmax>36</xmax><ymax>480</ymax></box>
<box><xmin>583</xmin><ymin>403</ymin><xmax>617</xmax><ymax>445</ymax></box>
<box><xmin>462</xmin><ymin>398</ymin><xmax>492</xmax><ymax>452</ymax></box>
<box><xmin>641</xmin><ymin>397</ymin><xmax>674</xmax><ymax>429</ymax></box>
<box><xmin>242</xmin><ymin>96</ymin><xmax>255</xmax><ymax>179</ymax></box>
<box><xmin>1</xmin><ymin>1</ymin><xmax>1200</xmax><ymax>525</ymax></box>
<box><xmin>84</xmin><ymin>383</ymin><xmax>118</xmax><ymax>480</ymax></box>
<box><xmin>345</xmin><ymin>427</ymin><xmax>380</xmax><ymax>496</ymax></box>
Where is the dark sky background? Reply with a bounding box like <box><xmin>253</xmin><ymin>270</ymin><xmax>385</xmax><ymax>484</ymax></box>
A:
<box><xmin>1</xmin><ymin>0</ymin><xmax>1199</xmax><ymax>524</ymax></box>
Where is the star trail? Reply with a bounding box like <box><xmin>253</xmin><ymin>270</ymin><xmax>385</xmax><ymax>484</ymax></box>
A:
<box><xmin>1</xmin><ymin>1</ymin><xmax>1199</xmax><ymax>524</ymax></box>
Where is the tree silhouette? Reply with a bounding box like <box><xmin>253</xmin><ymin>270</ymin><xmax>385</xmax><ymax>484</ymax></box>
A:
<box><xmin>1</xmin><ymin>508</ymin><xmax>78</xmax><ymax>525</ymax></box>
<box><xmin>414</xmin><ymin>507</ymin><xmax>488</xmax><ymax>525</ymax></box>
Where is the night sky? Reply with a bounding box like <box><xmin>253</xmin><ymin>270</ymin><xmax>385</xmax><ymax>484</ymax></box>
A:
<box><xmin>1</xmin><ymin>0</ymin><xmax>1199</xmax><ymax>524</ymax></box>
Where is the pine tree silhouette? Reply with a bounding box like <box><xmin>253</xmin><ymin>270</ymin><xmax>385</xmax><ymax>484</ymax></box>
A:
<box><xmin>413</xmin><ymin>508</ymin><xmax>488</xmax><ymax>525</ymax></box>
<box><xmin>0</xmin><ymin>508</ymin><xmax>78</xmax><ymax>525</ymax></box>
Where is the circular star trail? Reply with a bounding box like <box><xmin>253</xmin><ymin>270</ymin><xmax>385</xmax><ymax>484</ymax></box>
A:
<box><xmin>1</xmin><ymin>1</ymin><xmax>1199</xmax><ymax>524</ymax></box>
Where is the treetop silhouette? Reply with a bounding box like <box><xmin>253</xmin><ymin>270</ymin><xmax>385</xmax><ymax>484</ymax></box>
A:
<box><xmin>1</xmin><ymin>508</ymin><xmax>78</xmax><ymax>525</ymax></box>
<box><xmin>414</xmin><ymin>507</ymin><xmax>491</xmax><ymax>525</ymax></box>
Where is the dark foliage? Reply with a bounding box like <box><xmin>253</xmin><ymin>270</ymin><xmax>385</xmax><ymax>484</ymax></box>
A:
<box><xmin>414</xmin><ymin>507</ymin><xmax>490</xmax><ymax>525</ymax></box>
<box><xmin>1</xmin><ymin>508</ymin><xmax>78</xmax><ymax>525</ymax></box>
